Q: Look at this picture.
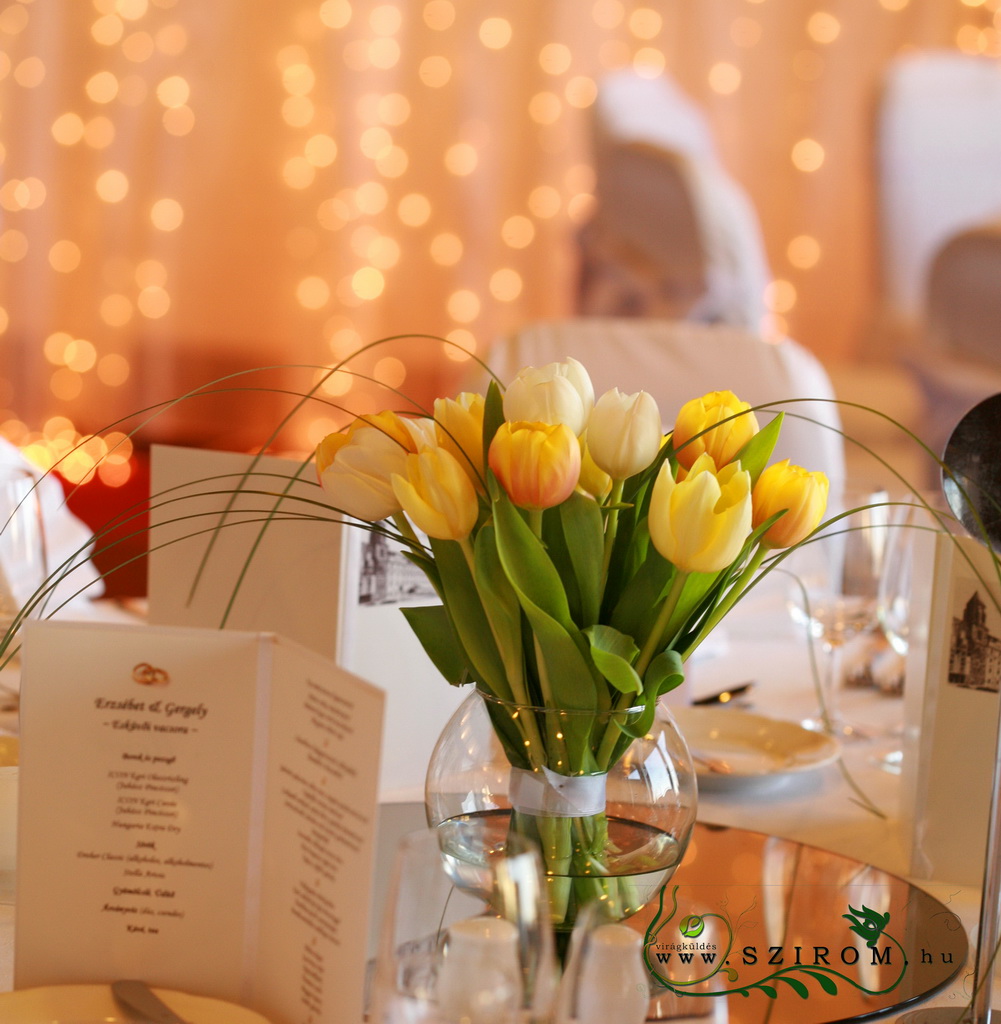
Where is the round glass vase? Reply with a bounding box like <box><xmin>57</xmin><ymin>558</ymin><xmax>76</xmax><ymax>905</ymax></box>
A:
<box><xmin>425</xmin><ymin>689</ymin><xmax>698</xmax><ymax>935</ymax></box>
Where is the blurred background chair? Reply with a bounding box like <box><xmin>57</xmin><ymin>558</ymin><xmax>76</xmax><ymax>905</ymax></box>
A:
<box><xmin>576</xmin><ymin>71</ymin><xmax>771</xmax><ymax>333</ymax></box>
<box><xmin>477</xmin><ymin>318</ymin><xmax>846</xmax><ymax>507</ymax></box>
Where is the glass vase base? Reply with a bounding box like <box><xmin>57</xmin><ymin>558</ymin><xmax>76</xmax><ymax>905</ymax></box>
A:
<box><xmin>897</xmin><ymin>1009</ymin><xmax>996</xmax><ymax>1024</ymax></box>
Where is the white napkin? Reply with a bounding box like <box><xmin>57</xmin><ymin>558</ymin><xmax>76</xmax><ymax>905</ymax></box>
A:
<box><xmin>0</xmin><ymin>439</ymin><xmax>104</xmax><ymax>608</ymax></box>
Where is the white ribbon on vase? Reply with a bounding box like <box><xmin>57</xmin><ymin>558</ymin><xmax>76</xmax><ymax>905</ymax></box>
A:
<box><xmin>508</xmin><ymin>766</ymin><xmax>608</xmax><ymax>818</ymax></box>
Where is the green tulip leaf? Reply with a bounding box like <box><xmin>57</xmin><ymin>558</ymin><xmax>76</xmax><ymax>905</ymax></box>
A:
<box><xmin>400</xmin><ymin>604</ymin><xmax>470</xmax><ymax>686</ymax></box>
<box><xmin>560</xmin><ymin>492</ymin><xmax>605</xmax><ymax>626</ymax></box>
<box><xmin>735</xmin><ymin>412</ymin><xmax>783</xmax><ymax>485</ymax></box>
<box><xmin>584</xmin><ymin>624</ymin><xmax>642</xmax><ymax>695</ymax></box>
<box><xmin>472</xmin><ymin>524</ymin><xmax>524</xmax><ymax>681</ymax></box>
<box><xmin>492</xmin><ymin>490</ymin><xmax>573</xmax><ymax>629</ymax></box>
<box><xmin>615</xmin><ymin>687</ymin><xmax>659</xmax><ymax>741</ymax></box>
<box><xmin>645</xmin><ymin>647</ymin><xmax>685</xmax><ymax>697</ymax></box>
<box><xmin>428</xmin><ymin>537</ymin><xmax>510</xmax><ymax>699</ymax></box>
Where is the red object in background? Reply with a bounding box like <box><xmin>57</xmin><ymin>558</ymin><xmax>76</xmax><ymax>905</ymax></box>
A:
<box><xmin>57</xmin><ymin>450</ymin><xmax>151</xmax><ymax>599</ymax></box>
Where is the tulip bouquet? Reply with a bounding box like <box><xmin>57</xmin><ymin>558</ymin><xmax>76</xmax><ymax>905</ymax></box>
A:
<box><xmin>314</xmin><ymin>356</ymin><xmax>830</xmax><ymax>926</ymax></box>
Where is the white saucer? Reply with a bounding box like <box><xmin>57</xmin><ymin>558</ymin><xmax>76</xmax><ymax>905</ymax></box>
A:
<box><xmin>670</xmin><ymin>706</ymin><xmax>840</xmax><ymax>789</ymax></box>
<box><xmin>0</xmin><ymin>984</ymin><xmax>272</xmax><ymax>1023</ymax></box>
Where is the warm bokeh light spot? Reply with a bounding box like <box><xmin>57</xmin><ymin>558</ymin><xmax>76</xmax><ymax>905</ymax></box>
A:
<box><xmin>787</xmin><ymin>234</ymin><xmax>821</xmax><ymax>269</ymax></box>
<box><xmin>791</xmin><ymin>137</ymin><xmax>825</xmax><ymax>171</ymax></box>
<box><xmin>352</xmin><ymin>266</ymin><xmax>385</xmax><ymax>300</ymax></box>
<box><xmin>529</xmin><ymin>91</ymin><xmax>562</xmax><ymax>124</ymax></box>
<box><xmin>373</xmin><ymin>356</ymin><xmax>406</xmax><ymax>389</ymax></box>
<box><xmin>0</xmin><ymin>309</ymin><xmax>8</xmax><ymax>336</ymax></box>
<box><xmin>361</xmin><ymin>126</ymin><xmax>393</xmax><ymax>159</ymax></box>
<box><xmin>96</xmin><ymin>169</ymin><xmax>130</xmax><ymax>203</ymax></box>
<box><xmin>163</xmin><ymin>105</ymin><xmax>195</xmax><ymax>135</ymax></box>
<box><xmin>305</xmin><ymin>134</ymin><xmax>338</xmax><ymax>168</ymax></box>
<box><xmin>370</xmin><ymin>4</ymin><xmax>402</xmax><ymax>35</ymax></box>
<box><xmin>629</xmin><ymin>7</ymin><xmax>663</xmax><ymax>39</ymax></box>
<box><xmin>539</xmin><ymin>42</ymin><xmax>572</xmax><ymax>75</ymax></box>
<box><xmin>807</xmin><ymin>12</ymin><xmax>841</xmax><ymax>44</ymax></box>
<box><xmin>43</xmin><ymin>332</ymin><xmax>73</xmax><ymax>366</ymax></box>
<box><xmin>368</xmin><ymin>235</ymin><xmax>401</xmax><ymax>269</ymax></box>
<box><xmin>490</xmin><ymin>268</ymin><xmax>523</xmax><ymax>302</ymax></box>
<box><xmin>566</xmin><ymin>75</ymin><xmax>598</xmax><ymax>108</ymax></box>
<box><xmin>592</xmin><ymin>0</ymin><xmax>624</xmax><ymax>29</ymax></box>
<box><xmin>0</xmin><ymin>230</ymin><xmax>28</xmax><ymax>263</ymax></box>
<box><xmin>98</xmin><ymin>354</ymin><xmax>131</xmax><ymax>386</ymax></box>
<box><xmin>879</xmin><ymin>0</ymin><xmax>910</xmax><ymax>8</ymax></box>
<box><xmin>633</xmin><ymin>49</ymin><xmax>667</xmax><ymax>77</ymax></box>
<box><xmin>443</xmin><ymin>328</ymin><xmax>476</xmax><ymax>362</ymax></box>
<box><xmin>445</xmin><ymin>142</ymin><xmax>478</xmax><ymax>175</ymax></box>
<box><xmin>138</xmin><ymin>285</ymin><xmax>170</xmax><ymax>318</ymax></box>
<box><xmin>14</xmin><ymin>57</ymin><xmax>46</xmax><ymax>89</ymax></box>
<box><xmin>64</xmin><ymin>338</ymin><xmax>98</xmax><ymax>373</ymax></box>
<box><xmin>117</xmin><ymin>0</ymin><xmax>150</xmax><ymax>21</ymax></box>
<box><xmin>100</xmin><ymin>294</ymin><xmax>134</xmax><ymax>327</ymax></box>
<box><xmin>156</xmin><ymin>74</ymin><xmax>190</xmax><ymax>108</ymax></box>
<box><xmin>356</xmin><ymin>181</ymin><xmax>389</xmax><ymax>214</ymax></box>
<box><xmin>501</xmin><ymin>215</ymin><xmax>535</xmax><ymax>249</ymax></box>
<box><xmin>283</xmin><ymin>155</ymin><xmax>316</xmax><ymax>189</ymax></box>
<box><xmin>282</xmin><ymin>96</ymin><xmax>314</xmax><ymax>127</ymax></box>
<box><xmin>419</xmin><ymin>55</ymin><xmax>452</xmax><ymax>87</ymax></box>
<box><xmin>86</xmin><ymin>70</ymin><xmax>119</xmax><ymax>103</ymax></box>
<box><xmin>49</xmin><ymin>240</ymin><xmax>82</xmax><ymax>272</ymax></box>
<box><xmin>447</xmin><ymin>289</ymin><xmax>480</xmax><ymax>323</ymax></box>
<box><xmin>123</xmin><ymin>31</ymin><xmax>156</xmax><ymax>63</ymax></box>
<box><xmin>84</xmin><ymin>116</ymin><xmax>116</xmax><ymax>148</ymax></box>
<box><xmin>52</xmin><ymin>112</ymin><xmax>85</xmax><ymax>145</ymax></box>
<box><xmin>528</xmin><ymin>185</ymin><xmax>561</xmax><ymax>218</ymax></box>
<box><xmin>567</xmin><ymin>192</ymin><xmax>596</xmax><ymax>224</ymax></box>
<box><xmin>480</xmin><ymin>17</ymin><xmax>512</xmax><ymax>49</ymax></box>
<box><xmin>0</xmin><ymin>3</ymin><xmax>28</xmax><ymax>34</ymax></box>
<box><xmin>378</xmin><ymin>92</ymin><xmax>411</xmax><ymax>125</ymax></box>
<box><xmin>151</xmin><ymin>197</ymin><xmax>184</xmax><ymax>231</ymax></box>
<box><xmin>320</xmin><ymin>370</ymin><xmax>354</xmax><ymax>398</ymax></box>
<box><xmin>156</xmin><ymin>23</ymin><xmax>188</xmax><ymax>55</ymax></box>
<box><xmin>283</xmin><ymin>63</ymin><xmax>315</xmax><ymax>96</ymax></box>
<box><xmin>297</xmin><ymin>276</ymin><xmax>330</xmax><ymax>309</ymax></box>
<box><xmin>764</xmin><ymin>279</ymin><xmax>797</xmax><ymax>313</ymax></box>
<box><xmin>376</xmin><ymin>145</ymin><xmax>408</xmax><ymax>177</ymax></box>
<box><xmin>369</xmin><ymin>38</ymin><xmax>401</xmax><ymax>69</ymax></box>
<box><xmin>319</xmin><ymin>0</ymin><xmax>352</xmax><ymax>29</ymax></box>
<box><xmin>709</xmin><ymin>62</ymin><xmax>741</xmax><ymax>94</ymax></box>
<box><xmin>424</xmin><ymin>1</ymin><xmax>455</xmax><ymax>31</ymax></box>
<box><xmin>92</xmin><ymin>14</ymin><xmax>125</xmax><ymax>45</ymax></box>
<box><xmin>430</xmin><ymin>232</ymin><xmax>463</xmax><ymax>265</ymax></box>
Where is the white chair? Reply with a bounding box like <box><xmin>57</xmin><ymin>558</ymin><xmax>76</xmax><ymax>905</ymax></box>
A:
<box><xmin>577</xmin><ymin>72</ymin><xmax>772</xmax><ymax>333</ymax></box>
<box><xmin>476</xmin><ymin>318</ymin><xmax>846</xmax><ymax>506</ymax></box>
<box><xmin>877</xmin><ymin>51</ymin><xmax>1001</xmax><ymax>333</ymax></box>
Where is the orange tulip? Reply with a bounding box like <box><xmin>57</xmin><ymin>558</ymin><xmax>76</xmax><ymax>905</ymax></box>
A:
<box><xmin>672</xmin><ymin>391</ymin><xmax>758</xmax><ymax>471</ymax></box>
<box><xmin>488</xmin><ymin>421</ymin><xmax>581</xmax><ymax>510</ymax></box>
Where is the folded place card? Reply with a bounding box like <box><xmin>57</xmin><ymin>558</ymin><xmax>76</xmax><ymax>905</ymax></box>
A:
<box><xmin>902</xmin><ymin>529</ymin><xmax>1001</xmax><ymax>884</ymax></box>
<box><xmin>15</xmin><ymin>619</ymin><xmax>384</xmax><ymax>1024</ymax></box>
<box><xmin>147</xmin><ymin>444</ymin><xmax>467</xmax><ymax>801</ymax></box>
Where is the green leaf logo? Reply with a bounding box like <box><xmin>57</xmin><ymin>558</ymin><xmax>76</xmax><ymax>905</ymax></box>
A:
<box><xmin>679</xmin><ymin>914</ymin><xmax>705</xmax><ymax>938</ymax></box>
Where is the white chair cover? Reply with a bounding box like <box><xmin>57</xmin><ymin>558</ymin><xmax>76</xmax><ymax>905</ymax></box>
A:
<box><xmin>878</xmin><ymin>51</ymin><xmax>1001</xmax><ymax>325</ymax></box>
<box><xmin>580</xmin><ymin>71</ymin><xmax>771</xmax><ymax>332</ymax></box>
<box><xmin>475</xmin><ymin>318</ymin><xmax>846</xmax><ymax>506</ymax></box>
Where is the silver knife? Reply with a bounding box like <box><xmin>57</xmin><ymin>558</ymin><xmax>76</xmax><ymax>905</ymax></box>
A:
<box><xmin>112</xmin><ymin>980</ymin><xmax>190</xmax><ymax>1024</ymax></box>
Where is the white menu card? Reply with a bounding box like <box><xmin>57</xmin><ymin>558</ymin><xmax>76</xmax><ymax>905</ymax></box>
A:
<box><xmin>15</xmin><ymin>619</ymin><xmax>384</xmax><ymax>1024</ymax></box>
<box><xmin>903</xmin><ymin>529</ymin><xmax>1001</xmax><ymax>884</ymax></box>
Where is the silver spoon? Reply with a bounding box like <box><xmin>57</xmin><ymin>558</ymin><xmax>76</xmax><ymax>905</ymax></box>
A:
<box><xmin>112</xmin><ymin>980</ymin><xmax>190</xmax><ymax>1024</ymax></box>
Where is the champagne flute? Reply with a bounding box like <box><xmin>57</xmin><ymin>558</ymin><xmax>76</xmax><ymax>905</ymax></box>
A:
<box><xmin>788</xmin><ymin>493</ymin><xmax>889</xmax><ymax>740</ymax></box>
<box><xmin>368</xmin><ymin>822</ymin><xmax>557</xmax><ymax>1024</ymax></box>
<box><xmin>0</xmin><ymin>466</ymin><xmax>48</xmax><ymax>690</ymax></box>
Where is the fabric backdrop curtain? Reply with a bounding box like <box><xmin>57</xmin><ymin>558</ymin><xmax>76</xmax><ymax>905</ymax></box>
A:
<box><xmin>0</xmin><ymin>0</ymin><xmax>996</xmax><ymax>471</ymax></box>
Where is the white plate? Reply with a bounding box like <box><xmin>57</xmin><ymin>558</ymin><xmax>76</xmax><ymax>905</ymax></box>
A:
<box><xmin>0</xmin><ymin>984</ymin><xmax>272</xmax><ymax>1024</ymax></box>
<box><xmin>670</xmin><ymin>706</ymin><xmax>840</xmax><ymax>788</ymax></box>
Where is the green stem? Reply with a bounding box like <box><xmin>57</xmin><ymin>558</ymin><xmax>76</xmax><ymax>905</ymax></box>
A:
<box><xmin>599</xmin><ymin>479</ymin><xmax>625</xmax><ymax>589</ymax></box>
<box><xmin>528</xmin><ymin>508</ymin><xmax>543</xmax><ymax>537</ymax></box>
<box><xmin>635</xmin><ymin>570</ymin><xmax>688</xmax><ymax>678</ymax></box>
<box><xmin>391</xmin><ymin>512</ymin><xmax>421</xmax><ymax>551</ymax></box>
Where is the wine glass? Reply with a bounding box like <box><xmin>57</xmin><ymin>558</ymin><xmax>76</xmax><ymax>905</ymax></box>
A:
<box><xmin>0</xmin><ymin>466</ymin><xmax>48</xmax><ymax>686</ymax></box>
<box><xmin>368</xmin><ymin>821</ymin><xmax>557</xmax><ymax>1024</ymax></box>
<box><xmin>788</xmin><ymin>492</ymin><xmax>890</xmax><ymax>740</ymax></box>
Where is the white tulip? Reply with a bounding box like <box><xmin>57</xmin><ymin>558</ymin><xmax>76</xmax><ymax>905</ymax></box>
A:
<box><xmin>586</xmin><ymin>388</ymin><xmax>662</xmax><ymax>480</ymax></box>
<box><xmin>502</xmin><ymin>357</ymin><xmax>595</xmax><ymax>436</ymax></box>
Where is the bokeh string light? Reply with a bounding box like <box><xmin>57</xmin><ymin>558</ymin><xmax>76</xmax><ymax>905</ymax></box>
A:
<box><xmin>0</xmin><ymin>0</ymin><xmax>997</xmax><ymax>486</ymax></box>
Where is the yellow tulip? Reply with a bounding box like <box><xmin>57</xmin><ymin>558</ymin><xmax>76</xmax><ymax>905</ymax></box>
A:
<box><xmin>434</xmin><ymin>391</ymin><xmax>486</xmax><ymax>490</ymax></box>
<box><xmin>672</xmin><ymin>391</ymin><xmax>759</xmax><ymax>471</ymax></box>
<box><xmin>315</xmin><ymin>411</ymin><xmax>422</xmax><ymax>521</ymax></box>
<box><xmin>752</xmin><ymin>459</ymin><xmax>829</xmax><ymax>549</ymax></box>
<box><xmin>392</xmin><ymin>447</ymin><xmax>479</xmax><ymax>541</ymax></box>
<box><xmin>502</xmin><ymin>357</ymin><xmax>595</xmax><ymax>435</ymax></box>
<box><xmin>649</xmin><ymin>453</ymin><xmax>752</xmax><ymax>573</ymax></box>
<box><xmin>578</xmin><ymin>440</ymin><xmax>613</xmax><ymax>500</ymax></box>
<box><xmin>585</xmin><ymin>388</ymin><xmax>663</xmax><ymax>480</ymax></box>
<box><xmin>488</xmin><ymin>421</ymin><xmax>582</xmax><ymax>510</ymax></box>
